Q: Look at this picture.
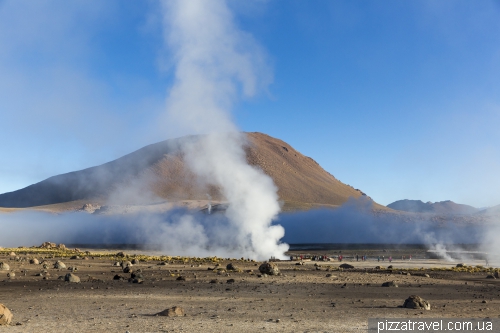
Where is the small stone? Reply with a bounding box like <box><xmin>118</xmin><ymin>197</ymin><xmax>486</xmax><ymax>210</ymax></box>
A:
<box><xmin>258</xmin><ymin>262</ymin><xmax>279</xmax><ymax>276</ymax></box>
<box><xmin>226</xmin><ymin>263</ymin><xmax>239</xmax><ymax>271</ymax></box>
<box><xmin>156</xmin><ymin>306</ymin><xmax>185</xmax><ymax>317</ymax></box>
<box><xmin>382</xmin><ymin>281</ymin><xmax>398</xmax><ymax>287</ymax></box>
<box><xmin>0</xmin><ymin>303</ymin><xmax>13</xmax><ymax>325</ymax></box>
<box><xmin>403</xmin><ymin>295</ymin><xmax>431</xmax><ymax>310</ymax></box>
<box><xmin>54</xmin><ymin>261</ymin><xmax>66</xmax><ymax>269</ymax></box>
<box><xmin>64</xmin><ymin>273</ymin><xmax>80</xmax><ymax>283</ymax></box>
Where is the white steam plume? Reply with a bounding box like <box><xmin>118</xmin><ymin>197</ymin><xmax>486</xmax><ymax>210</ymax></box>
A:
<box><xmin>159</xmin><ymin>0</ymin><xmax>288</xmax><ymax>259</ymax></box>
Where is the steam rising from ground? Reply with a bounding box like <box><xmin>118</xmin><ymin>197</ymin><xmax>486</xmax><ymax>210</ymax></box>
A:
<box><xmin>0</xmin><ymin>209</ymin><xmax>268</xmax><ymax>258</ymax></box>
<box><xmin>156</xmin><ymin>0</ymin><xmax>287</xmax><ymax>259</ymax></box>
<box><xmin>0</xmin><ymin>197</ymin><xmax>492</xmax><ymax>263</ymax></box>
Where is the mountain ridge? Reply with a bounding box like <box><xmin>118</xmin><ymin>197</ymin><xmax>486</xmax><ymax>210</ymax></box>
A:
<box><xmin>387</xmin><ymin>199</ymin><xmax>479</xmax><ymax>215</ymax></box>
<box><xmin>0</xmin><ymin>132</ymin><xmax>386</xmax><ymax>212</ymax></box>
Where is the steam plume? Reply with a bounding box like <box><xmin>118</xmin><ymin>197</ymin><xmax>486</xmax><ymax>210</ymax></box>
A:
<box><xmin>158</xmin><ymin>0</ymin><xmax>287</xmax><ymax>259</ymax></box>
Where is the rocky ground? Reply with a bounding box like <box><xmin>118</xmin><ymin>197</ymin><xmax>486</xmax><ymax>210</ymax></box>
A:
<box><xmin>1</xmin><ymin>248</ymin><xmax>500</xmax><ymax>333</ymax></box>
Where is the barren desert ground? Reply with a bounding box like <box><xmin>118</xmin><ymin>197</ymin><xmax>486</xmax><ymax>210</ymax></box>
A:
<box><xmin>1</xmin><ymin>247</ymin><xmax>500</xmax><ymax>333</ymax></box>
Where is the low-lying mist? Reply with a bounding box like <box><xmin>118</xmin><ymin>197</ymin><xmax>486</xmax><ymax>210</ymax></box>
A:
<box><xmin>1</xmin><ymin>196</ymin><xmax>496</xmax><ymax>262</ymax></box>
<box><xmin>0</xmin><ymin>208</ymin><xmax>276</xmax><ymax>259</ymax></box>
<box><xmin>277</xmin><ymin>197</ymin><xmax>485</xmax><ymax>245</ymax></box>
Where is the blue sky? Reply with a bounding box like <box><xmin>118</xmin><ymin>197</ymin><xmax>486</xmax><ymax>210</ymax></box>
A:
<box><xmin>0</xmin><ymin>0</ymin><xmax>499</xmax><ymax>208</ymax></box>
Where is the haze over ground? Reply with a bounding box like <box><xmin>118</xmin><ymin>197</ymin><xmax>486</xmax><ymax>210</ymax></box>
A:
<box><xmin>1</xmin><ymin>1</ymin><xmax>499</xmax><ymax>207</ymax></box>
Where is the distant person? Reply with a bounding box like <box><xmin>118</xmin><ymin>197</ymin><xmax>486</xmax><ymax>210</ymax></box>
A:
<box><xmin>382</xmin><ymin>256</ymin><xmax>385</xmax><ymax>261</ymax></box>
<box><xmin>409</xmin><ymin>255</ymin><xmax>412</xmax><ymax>261</ymax></box>
<box><xmin>356</xmin><ymin>254</ymin><xmax>359</xmax><ymax>261</ymax></box>
<box><xmin>389</xmin><ymin>256</ymin><xmax>392</xmax><ymax>263</ymax></box>
<box><xmin>377</xmin><ymin>256</ymin><xmax>380</xmax><ymax>262</ymax></box>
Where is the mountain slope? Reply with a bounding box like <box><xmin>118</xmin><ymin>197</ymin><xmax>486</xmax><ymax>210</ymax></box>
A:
<box><xmin>0</xmin><ymin>132</ymin><xmax>381</xmax><ymax>211</ymax></box>
<box><xmin>387</xmin><ymin>199</ymin><xmax>478</xmax><ymax>215</ymax></box>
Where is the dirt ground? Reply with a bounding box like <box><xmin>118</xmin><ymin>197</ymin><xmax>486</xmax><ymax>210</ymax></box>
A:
<box><xmin>1</xmin><ymin>248</ymin><xmax>499</xmax><ymax>333</ymax></box>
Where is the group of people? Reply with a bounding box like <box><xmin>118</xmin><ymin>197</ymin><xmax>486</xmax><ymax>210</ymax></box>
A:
<box><xmin>355</xmin><ymin>254</ymin><xmax>367</xmax><ymax>261</ymax></box>
<box><xmin>290</xmin><ymin>253</ymin><xmax>414</xmax><ymax>263</ymax></box>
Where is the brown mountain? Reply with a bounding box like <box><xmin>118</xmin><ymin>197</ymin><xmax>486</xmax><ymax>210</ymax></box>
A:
<box><xmin>0</xmin><ymin>132</ymin><xmax>383</xmax><ymax>212</ymax></box>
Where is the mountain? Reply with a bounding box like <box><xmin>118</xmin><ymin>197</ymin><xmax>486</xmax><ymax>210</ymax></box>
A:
<box><xmin>387</xmin><ymin>199</ymin><xmax>479</xmax><ymax>215</ymax></box>
<box><xmin>477</xmin><ymin>204</ymin><xmax>500</xmax><ymax>216</ymax></box>
<box><xmin>0</xmin><ymin>132</ymin><xmax>384</xmax><ymax>212</ymax></box>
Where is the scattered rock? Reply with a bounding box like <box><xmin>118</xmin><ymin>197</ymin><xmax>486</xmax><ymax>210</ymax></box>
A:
<box><xmin>176</xmin><ymin>276</ymin><xmax>186</xmax><ymax>281</ymax></box>
<box><xmin>121</xmin><ymin>261</ymin><xmax>133</xmax><ymax>268</ymax></box>
<box><xmin>64</xmin><ymin>273</ymin><xmax>80</xmax><ymax>283</ymax></box>
<box><xmin>131</xmin><ymin>259</ymin><xmax>139</xmax><ymax>265</ymax></box>
<box><xmin>113</xmin><ymin>262</ymin><xmax>121</xmax><ymax>267</ymax></box>
<box><xmin>495</xmin><ymin>271</ymin><xmax>499</xmax><ymax>279</ymax></box>
<box><xmin>156</xmin><ymin>306</ymin><xmax>185</xmax><ymax>317</ymax></box>
<box><xmin>116</xmin><ymin>252</ymin><xmax>126</xmax><ymax>258</ymax></box>
<box><xmin>424</xmin><ymin>274</ymin><xmax>430</xmax><ymax>278</ymax></box>
<box><xmin>0</xmin><ymin>262</ymin><xmax>10</xmax><ymax>271</ymax></box>
<box><xmin>226</xmin><ymin>263</ymin><xmax>239</xmax><ymax>271</ymax></box>
<box><xmin>131</xmin><ymin>271</ymin><xmax>143</xmax><ymax>280</ymax></box>
<box><xmin>0</xmin><ymin>304</ymin><xmax>13</xmax><ymax>325</ymax></box>
<box><xmin>382</xmin><ymin>281</ymin><xmax>398</xmax><ymax>287</ymax></box>
<box><xmin>123</xmin><ymin>267</ymin><xmax>132</xmax><ymax>274</ymax></box>
<box><xmin>70</xmin><ymin>256</ymin><xmax>81</xmax><ymax>260</ymax></box>
<box><xmin>81</xmin><ymin>203</ymin><xmax>101</xmax><ymax>213</ymax></box>
<box><xmin>387</xmin><ymin>265</ymin><xmax>393</xmax><ymax>269</ymax></box>
<box><xmin>259</xmin><ymin>262</ymin><xmax>280</xmax><ymax>275</ymax></box>
<box><xmin>39</xmin><ymin>242</ymin><xmax>57</xmax><ymax>249</ymax></box>
<box><xmin>113</xmin><ymin>274</ymin><xmax>125</xmax><ymax>281</ymax></box>
<box><xmin>456</xmin><ymin>263</ymin><xmax>465</xmax><ymax>268</ymax></box>
<box><xmin>227</xmin><ymin>278</ymin><xmax>235</xmax><ymax>284</ymax></box>
<box><xmin>54</xmin><ymin>261</ymin><xmax>66</xmax><ymax>269</ymax></box>
<box><xmin>374</xmin><ymin>266</ymin><xmax>382</xmax><ymax>270</ymax></box>
<box><xmin>486</xmin><ymin>275</ymin><xmax>496</xmax><ymax>279</ymax></box>
<box><xmin>7</xmin><ymin>272</ymin><xmax>15</xmax><ymax>278</ymax></box>
<box><xmin>339</xmin><ymin>263</ymin><xmax>354</xmax><ymax>269</ymax></box>
<box><xmin>29</xmin><ymin>258</ymin><xmax>39</xmax><ymax>265</ymax></box>
<box><xmin>9</xmin><ymin>252</ymin><xmax>16</xmax><ymax>257</ymax></box>
<box><xmin>403</xmin><ymin>295</ymin><xmax>431</xmax><ymax>310</ymax></box>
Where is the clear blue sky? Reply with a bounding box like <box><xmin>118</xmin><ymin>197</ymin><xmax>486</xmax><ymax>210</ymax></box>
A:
<box><xmin>0</xmin><ymin>1</ymin><xmax>499</xmax><ymax>208</ymax></box>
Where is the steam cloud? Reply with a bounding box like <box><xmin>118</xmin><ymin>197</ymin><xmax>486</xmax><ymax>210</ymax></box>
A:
<box><xmin>156</xmin><ymin>0</ymin><xmax>287</xmax><ymax>259</ymax></box>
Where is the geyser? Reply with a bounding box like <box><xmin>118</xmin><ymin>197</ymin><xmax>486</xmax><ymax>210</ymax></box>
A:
<box><xmin>158</xmin><ymin>0</ymin><xmax>288</xmax><ymax>259</ymax></box>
